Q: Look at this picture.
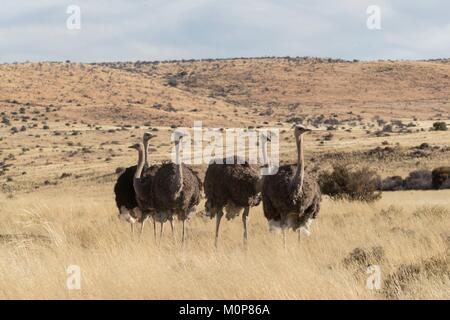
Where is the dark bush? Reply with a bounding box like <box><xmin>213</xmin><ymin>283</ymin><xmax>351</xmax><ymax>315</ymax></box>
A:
<box><xmin>432</xmin><ymin>122</ymin><xmax>448</xmax><ymax>131</ymax></box>
<box><xmin>432</xmin><ymin>167</ymin><xmax>450</xmax><ymax>189</ymax></box>
<box><xmin>417</xmin><ymin>143</ymin><xmax>430</xmax><ymax>150</ymax></box>
<box><xmin>319</xmin><ymin>164</ymin><xmax>381</xmax><ymax>202</ymax></box>
<box><xmin>382</xmin><ymin>124</ymin><xmax>393</xmax><ymax>132</ymax></box>
<box><xmin>381</xmin><ymin>176</ymin><xmax>404</xmax><ymax>191</ymax></box>
<box><xmin>403</xmin><ymin>169</ymin><xmax>432</xmax><ymax>190</ymax></box>
<box><xmin>167</xmin><ymin>77</ymin><xmax>177</xmax><ymax>87</ymax></box>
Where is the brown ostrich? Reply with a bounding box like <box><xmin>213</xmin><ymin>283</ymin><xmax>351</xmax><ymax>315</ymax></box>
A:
<box><xmin>115</xmin><ymin>132</ymin><xmax>156</xmax><ymax>235</ymax></box>
<box><xmin>262</xmin><ymin>126</ymin><xmax>321</xmax><ymax>248</ymax></box>
<box><xmin>151</xmin><ymin>132</ymin><xmax>202</xmax><ymax>245</ymax></box>
<box><xmin>128</xmin><ymin>133</ymin><xmax>161</xmax><ymax>239</ymax></box>
<box><xmin>204</xmin><ymin>133</ymin><xmax>272</xmax><ymax>248</ymax></box>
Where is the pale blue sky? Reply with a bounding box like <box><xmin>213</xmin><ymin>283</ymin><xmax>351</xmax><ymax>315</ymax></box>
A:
<box><xmin>1</xmin><ymin>0</ymin><xmax>449</xmax><ymax>62</ymax></box>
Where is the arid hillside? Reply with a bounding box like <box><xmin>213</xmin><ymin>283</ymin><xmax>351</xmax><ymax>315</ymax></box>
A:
<box><xmin>106</xmin><ymin>58</ymin><xmax>450</xmax><ymax>122</ymax></box>
<box><xmin>1</xmin><ymin>58</ymin><xmax>450</xmax><ymax>128</ymax></box>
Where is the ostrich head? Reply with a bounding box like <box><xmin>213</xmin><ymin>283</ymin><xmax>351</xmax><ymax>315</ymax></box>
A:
<box><xmin>294</xmin><ymin>125</ymin><xmax>311</xmax><ymax>140</ymax></box>
<box><xmin>173</xmin><ymin>131</ymin><xmax>189</xmax><ymax>146</ymax></box>
<box><xmin>143</xmin><ymin>132</ymin><xmax>156</xmax><ymax>143</ymax></box>
<box><xmin>129</xmin><ymin>143</ymin><xmax>144</xmax><ymax>151</ymax></box>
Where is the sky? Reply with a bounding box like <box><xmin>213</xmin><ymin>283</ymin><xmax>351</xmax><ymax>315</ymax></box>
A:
<box><xmin>1</xmin><ymin>0</ymin><xmax>449</xmax><ymax>62</ymax></box>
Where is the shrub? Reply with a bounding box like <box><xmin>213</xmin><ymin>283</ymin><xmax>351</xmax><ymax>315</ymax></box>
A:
<box><xmin>319</xmin><ymin>164</ymin><xmax>381</xmax><ymax>202</ymax></box>
<box><xmin>381</xmin><ymin>176</ymin><xmax>404</xmax><ymax>191</ymax></box>
<box><xmin>342</xmin><ymin>246</ymin><xmax>385</xmax><ymax>268</ymax></box>
<box><xmin>403</xmin><ymin>169</ymin><xmax>432</xmax><ymax>190</ymax></box>
<box><xmin>167</xmin><ymin>77</ymin><xmax>177</xmax><ymax>87</ymax></box>
<box><xmin>432</xmin><ymin>122</ymin><xmax>448</xmax><ymax>131</ymax></box>
<box><xmin>382</xmin><ymin>124</ymin><xmax>393</xmax><ymax>132</ymax></box>
<box><xmin>432</xmin><ymin>167</ymin><xmax>450</xmax><ymax>189</ymax></box>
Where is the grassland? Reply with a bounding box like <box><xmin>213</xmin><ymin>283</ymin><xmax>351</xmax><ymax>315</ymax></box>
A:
<box><xmin>0</xmin><ymin>184</ymin><xmax>448</xmax><ymax>299</ymax></box>
<box><xmin>0</xmin><ymin>58</ymin><xmax>449</xmax><ymax>299</ymax></box>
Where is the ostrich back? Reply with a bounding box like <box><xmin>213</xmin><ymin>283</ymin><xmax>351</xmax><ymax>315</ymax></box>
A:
<box><xmin>114</xmin><ymin>165</ymin><xmax>138</xmax><ymax>210</ymax></box>
<box><xmin>262</xmin><ymin>165</ymin><xmax>321</xmax><ymax>229</ymax></box>
<box><xmin>204</xmin><ymin>158</ymin><xmax>261</xmax><ymax>210</ymax></box>
<box><xmin>151</xmin><ymin>163</ymin><xmax>201</xmax><ymax>218</ymax></box>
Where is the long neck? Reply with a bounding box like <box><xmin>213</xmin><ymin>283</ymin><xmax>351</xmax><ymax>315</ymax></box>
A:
<box><xmin>261</xmin><ymin>138</ymin><xmax>268</xmax><ymax>168</ymax></box>
<box><xmin>174</xmin><ymin>142</ymin><xmax>183</xmax><ymax>193</ymax></box>
<box><xmin>143</xmin><ymin>139</ymin><xmax>149</xmax><ymax>168</ymax></box>
<box><xmin>256</xmin><ymin>137</ymin><xmax>269</xmax><ymax>192</ymax></box>
<box><xmin>134</xmin><ymin>148</ymin><xmax>145</xmax><ymax>180</ymax></box>
<box><xmin>133</xmin><ymin>147</ymin><xmax>145</xmax><ymax>200</ymax></box>
<box><xmin>291</xmin><ymin>135</ymin><xmax>305</xmax><ymax>192</ymax></box>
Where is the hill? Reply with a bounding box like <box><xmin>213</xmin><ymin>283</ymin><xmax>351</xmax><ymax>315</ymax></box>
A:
<box><xmin>1</xmin><ymin>58</ymin><xmax>450</xmax><ymax>128</ymax></box>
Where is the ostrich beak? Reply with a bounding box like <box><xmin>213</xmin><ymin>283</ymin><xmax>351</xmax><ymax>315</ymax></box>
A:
<box><xmin>294</xmin><ymin>125</ymin><xmax>312</xmax><ymax>133</ymax></box>
<box><xmin>144</xmin><ymin>132</ymin><xmax>156</xmax><ymax>140</ymax></box>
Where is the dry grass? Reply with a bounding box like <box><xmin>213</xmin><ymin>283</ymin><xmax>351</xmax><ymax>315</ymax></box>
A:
<box><xmin>0</xmin><ymin>184</ymin><xmax>448</xmax><ymax>300</ymax></box>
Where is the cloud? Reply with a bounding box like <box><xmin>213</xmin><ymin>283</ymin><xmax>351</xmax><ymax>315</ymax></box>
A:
<box><xmin>0</xmin><ymin>0</ymin><xmax>449</xmax><ymax>62</ymax></box>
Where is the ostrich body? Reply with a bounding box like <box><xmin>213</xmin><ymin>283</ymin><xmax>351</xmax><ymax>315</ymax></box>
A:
<box><xmin>114</xmin><ymin>164</ymin><xmax>140</xmax><ymax>226</ymax></box>
<box><xmin>204</xmin><ymin>133</ymin><xmax>274</xmax><ymax>248</ymax></box>
<box><xmin>151</xmin><ymin>133</ymin><xmax>202</xmax><ymax>244</ymax></box>
<box><xmin>114</xmin><ymin>132</ymin><xmax>155</xmax><ymax>233</ymax></box>
<box><xmin>262</xmin><ymin>126</ymin><xmax>321</xmax><ymax>246</ymax></box>
<box><xmin>204</xmin><ymin>156</ymin><xmax>262</xmax><ymax>248</ymax></box>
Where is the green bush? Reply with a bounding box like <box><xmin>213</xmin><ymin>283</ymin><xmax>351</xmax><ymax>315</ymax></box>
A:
<box><xmin>319</xmin><ymin>164</ymin><xmax>381</xmax><ymax>202</ymax></box>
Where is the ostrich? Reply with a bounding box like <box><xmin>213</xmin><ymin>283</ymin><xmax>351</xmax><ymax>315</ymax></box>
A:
<box><xmin>128</xmin><ymin>132</ymin><xmax>163</xmax><ymax>239</ymax></box>
<box><xmin>150</xmin><ymin>132</ymin><xmax>202</xmax><ymax>245</ymax></box>
<box><xmin>204</xmin><ymin>133</ymin><xmax>272</xmax><ymax>248</ymax></box>
<box><xmin>262</xmin><ymin>126</ymin><xmax>321</xmax><ymax>248</ymax></box>
<box><xmin>114</xmin><ymin>132</ymin><xmax>155</xmax><ymax>234</ymax></box>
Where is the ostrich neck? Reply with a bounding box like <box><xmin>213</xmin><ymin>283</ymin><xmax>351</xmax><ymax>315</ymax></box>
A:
<box><xmin>133</xmin><ymin>147</ymin><xmax>145</xmax><ymax>199</ymax></box>
<box><xmin>291</xmin><ymin>135</ymin><xmax>305</xmax><ymax>192</ymax></box>
<box><xmin>256</xmin><ymin>138</ymin><xmax>269</xmax><ymax>193</ymax></box>
<box><xmin>143</xmin><ymin>139</ymin><xmax>149</xmax><ymax>168</ymax></box>
<box><xmin>174</xmin><ymin>142</ymin><xmax>183</xmax><ymax>194</ymax></box>
<box><xmin>261</xmin><ymin>138</ymin><xmax>268</xmax><ymax>168</ymax></box>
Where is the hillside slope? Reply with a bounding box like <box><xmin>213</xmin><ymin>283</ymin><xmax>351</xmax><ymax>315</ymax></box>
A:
<box><xmin>106</xmin><ymin>58</ymin><xmax>450</xmax><ymax>122</ymax></box>
<box><xmin>1</xmin><ymin>58</ymin><xmax>450</xmax><ymax>128</ymax></box>
<box><xmin>0</xmin><ymin>63</ymin><xmax>235</xmax><ymax>127</ymax></box>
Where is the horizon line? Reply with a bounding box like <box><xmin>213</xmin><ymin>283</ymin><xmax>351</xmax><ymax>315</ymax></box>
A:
<box><xmin>2</xmin><ymin>55</ymin><xmax>450</xmax><ymax>65</ymax></box>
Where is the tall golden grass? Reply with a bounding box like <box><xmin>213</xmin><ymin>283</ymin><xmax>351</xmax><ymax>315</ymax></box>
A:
<box><xmin>0</xmin><ymin>184</ymin><xmax>448</xmax><ymax>299</ymax></box>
